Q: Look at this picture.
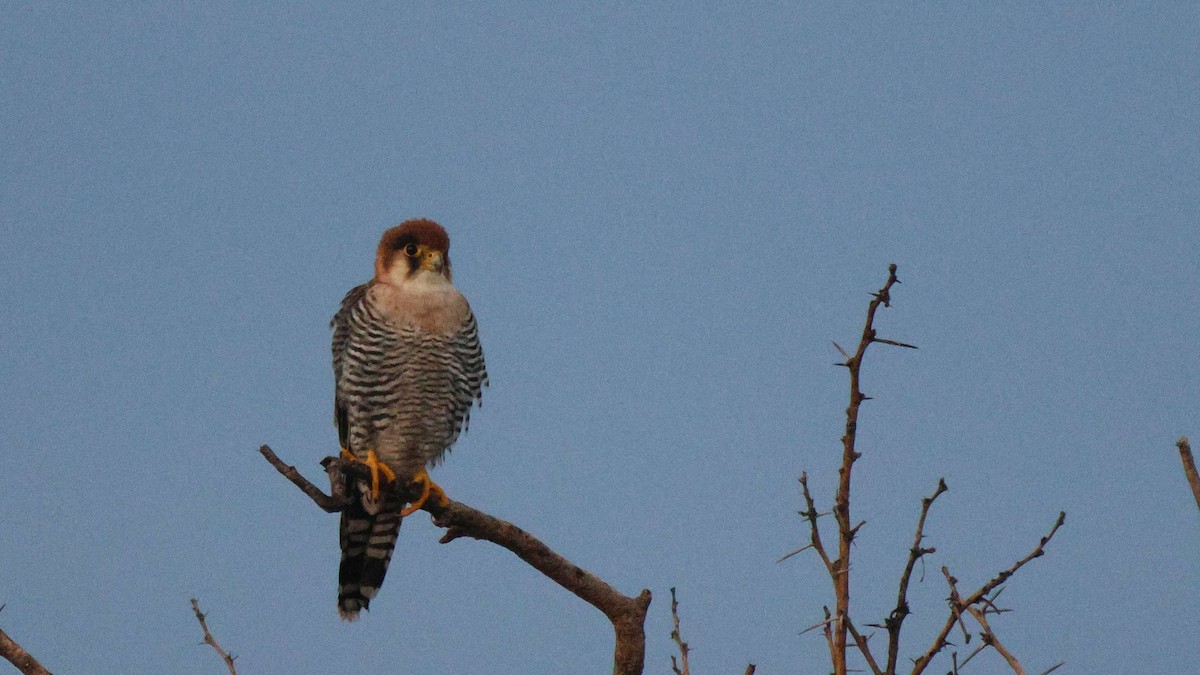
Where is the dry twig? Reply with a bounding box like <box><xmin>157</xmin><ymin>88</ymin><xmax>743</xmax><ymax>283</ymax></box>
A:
<box><xmin>259</xmin><ymin>445</ymin><xmax>652</xmax><ymax>675</ymax></box>
<box><xmin>0</xmin><ymin>606</ymin><xmax>51</xmax><ymax>675</ymax></box>
<box><xmin>190</xmin><ymin>598</ymin><xmax>237</xmax><ymax>675</ymax></box>
<box><xmin>1177</xmin><ymin>436</ymin><xmax>1200</xmax><ymax>512</ymax></box>
<box><xmin>669</xmin><ymin>588</ymin><xmax>690</xmax><ymax>675</ymax></box>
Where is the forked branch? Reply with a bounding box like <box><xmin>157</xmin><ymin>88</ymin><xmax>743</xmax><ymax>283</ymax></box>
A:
<box><xmin>910</xmin><ymin>512</ymin><xmax>1066</xmax><ymax>675</ymax></box>
<box><xmin>259</xmin><ymin>445</ymin><xmax>652</xmax><ymax>675</ymax></box>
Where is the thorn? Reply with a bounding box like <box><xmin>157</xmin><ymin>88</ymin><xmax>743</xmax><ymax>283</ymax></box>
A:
<box><xmin>873</xmin><ymin>337</ymin><xmax>918</xmax><ymax>349</ymax></box>
<box><xmin>831</xmin><ymin>341</ymin><xmax>850</xmax><ymax>359</ymax></box>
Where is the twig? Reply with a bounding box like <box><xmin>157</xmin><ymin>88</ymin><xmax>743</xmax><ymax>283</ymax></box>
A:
<box><xmin>885</xmin><ymin>478</ymin><xmax>947</xmax><ymax>674</ymax></box>
<box><xmin>260</xmin><ymin>445</ymin><xmax>350</xmax><ymax>512</ymax></box>
<box><xmin>669</xmin><ymin>588</ymin><xmax>690</xmax><ymax>675</ymax></box>
<box><xmin>260</xmin><ymin>445</ymin><xmax>652</xmax><ymax>675</ymax></box>
<box><xmin>743</xmin><ymin>664</ymin><xmax>757</xmax><ymax>675</ymax></box>
<box><xmin>0</xmin><ymin>606</ymin><xmax>51</xmax><ymax>675</ymax></box>
<box><xmin>190</xmin><ymin>598</ymin><xmax>237</xmax><ymax>675</ymax></box>
<box><xmin>910</xmin><ymin>512</ymin><xmax>1066</xmax><ymax>675</ymax></box>
<box><xmin>1177</xmin><ymin>437</ymin><xmax>1200</xmax><ymax>512</ymax></box>
<box><xmin>797</xmin><ymin>473</ymin><xmax>836</xmax><ymax>577</ymax></box>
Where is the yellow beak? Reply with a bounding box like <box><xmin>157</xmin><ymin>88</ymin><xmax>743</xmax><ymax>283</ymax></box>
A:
<box><xmin>419</xmin><ymin>248</ymin><xmax>444</xmax><ymax>273</ymax></box>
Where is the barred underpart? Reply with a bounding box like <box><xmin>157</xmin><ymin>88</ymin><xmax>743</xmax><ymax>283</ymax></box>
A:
<box><xmin>330</xmin><ymin>281</ymin><xmax>487</xmax><ymax>620</ymax></box>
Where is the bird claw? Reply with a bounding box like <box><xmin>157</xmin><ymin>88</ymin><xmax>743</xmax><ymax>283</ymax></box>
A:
<box><xmin>401</xmin><ymin>468</ymin><xmax>449</xmax><ymax>516</ymax></box>
<box><xmin>340</xmin><ymin>448</ymin><xmax>396</xmax><ymax>501</ymax></box>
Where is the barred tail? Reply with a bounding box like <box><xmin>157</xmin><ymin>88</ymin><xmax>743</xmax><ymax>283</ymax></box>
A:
<box><xmin>337</xmin><ymin>490</ymin><xmax>403</xmax><ymax>621</ymax></box>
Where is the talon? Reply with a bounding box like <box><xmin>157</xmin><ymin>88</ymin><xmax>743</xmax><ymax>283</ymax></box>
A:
<box><xmin>341</xmin><ymin>448</ymin><xmax>395</xmax><ymax>501</ymax></box>
<box><xmin>365</xmin><ymin>449</ymin><xmax>395</xmax><ymax>501</ymax></box>
<box><xmin>400</xmin><ymin>468</ymin><xmax>449</xmax><ymax>516</ymax></box>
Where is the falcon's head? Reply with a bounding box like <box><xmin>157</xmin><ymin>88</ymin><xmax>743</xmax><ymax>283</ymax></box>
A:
<box><xmin>374</xmin><ymin>218</ymin><xmax>453</xmax><ymax>284</ymax></box>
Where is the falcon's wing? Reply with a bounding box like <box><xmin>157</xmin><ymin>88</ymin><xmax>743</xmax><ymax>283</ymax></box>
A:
<box><xmin>447</xmin><ymin>305</ymin><xmax>488</xmax><ymax>438</ymax></box>
<box><xmin>331</xmin><ymin>282</ymin><xmax>370</xmax><ymax>449</ymax></box>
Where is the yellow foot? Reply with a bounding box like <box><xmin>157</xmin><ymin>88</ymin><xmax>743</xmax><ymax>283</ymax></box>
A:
<box><xmin>340</xmin><ymin>448</ymin><xmax>396</xmax><ymax>501</ymax></box>
<box><xmin>400</xmin><ymin>468</ymin><xmax>449</xmax><ymax>516</ymax></box>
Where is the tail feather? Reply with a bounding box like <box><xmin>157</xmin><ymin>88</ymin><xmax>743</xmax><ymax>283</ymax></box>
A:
<box><xmin>338</xmin><ymin>485</ymin><xmax>404</xmax><ymax>620</ymax></box>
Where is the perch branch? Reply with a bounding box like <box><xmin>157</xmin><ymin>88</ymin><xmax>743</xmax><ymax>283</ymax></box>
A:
<box><xmin>259</xmin><ymin>445</ymin><xmax>651</xmax><ymax>675</ymax></box>
<box><xmin>190</xmin><ymin>598</ymin><xmax>237</xmax><ymax>675</ymax></box>
<box><xmin>1177</xmin><ymin>437</ymin><xmax>1200</xmax><ymax>512</ymax></box>
<box><xmin>0</xmin><ymin>607</ymin><xmax>51</xmax><ymax>675</ymax></box>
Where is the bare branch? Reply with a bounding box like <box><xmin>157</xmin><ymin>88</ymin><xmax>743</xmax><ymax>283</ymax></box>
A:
<box><xmin>190</xmin><ymin>598</ymin><xmax>237</xmax><ymax>675</ymax></box>
<box><xmin>828</xmin><ymin>263</ymin><xmax>907</xmax><ymax>674</ymax></box>
<box><xmin>260</xmin><ymin>445</ymin><xmax>651</xmax><ymax>675</ymax></box>
<box><xmin>885</xmin><ymin>478</ymin><xmax>948</xmax><ymax>673</ymax></box>
<box><xmin>1176</xmin><ymin>436</ymin><xmax>1200</xmax><ymax>512</ymax></box>
<box><xmin>0</xmin><ymin>607</ymin><xmax>51</xmax><ymax>675</ymax></box>
<box><xmin>259</xmin><ymin>445</ymin><xmax>350</xmax><ymax>512</ymax></box>
<box><xmin>669</xmin><ymin>588</ymin><xmax>690</xmax><ymax>675</ymax></box>
<box><xmin>910</xmin><ymin>512</ymin><xmax>1066</xmax><ymax>675</ymax></box>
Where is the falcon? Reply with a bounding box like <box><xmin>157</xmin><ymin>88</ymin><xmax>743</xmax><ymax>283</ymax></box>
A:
<box><xmin>330</xmin><ymin>218</ymin><xmax>487</xmax><ymax>620</ymax></box>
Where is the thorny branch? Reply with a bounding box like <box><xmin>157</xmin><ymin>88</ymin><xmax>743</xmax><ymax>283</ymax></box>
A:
<box><xmin>190</xmin><ymin>598</ymin><xmax>238</xmax><ymax>675</ymax></box>
<box><xmin>789</xmin><ymin>265</ymin><xmax>1066</xmax><ymax>675</ymax></box>
<box><xmin>910</xmin><ymin>512</ymin><xmax>1066</xmax><ymax>675</ymax></box>
<box><xmin>884</xmin><ymin>478</ymin><xmax>947</xmax><ymax>673</ymax></box>
<box><xmin>259</xmin><ymin>444</ymin><xmax>652</xmax><ymax>675</ymax></box>
<box><xmin>1177</xmin><ymin>436</ymin><xmax>1200</xmax><ymax>512</ymax></box>
<box><xmin>0</xmin><ymin>606</ymin><xmax>51</xmax><ymax>675</ymax></box>
<box><xmin>830</xmin><ymin>263</ymin><xmax>908</xmax><ymax>673</ymax></box>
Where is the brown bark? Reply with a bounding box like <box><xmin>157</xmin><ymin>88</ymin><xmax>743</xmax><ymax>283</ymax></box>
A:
<box><xmin>0</xmin><ymin>618</ymin><xmax>52</xmax><ymax>675</ymax></box>
<box><xmin>1177</xmin><ymin>437</ymin><xmax>1200</xmax><ymax>512</ymax></box>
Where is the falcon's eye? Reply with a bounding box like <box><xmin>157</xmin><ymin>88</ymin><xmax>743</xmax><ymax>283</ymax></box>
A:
<box><xmin>403</xmin><ymin>243</ymin><xmax>420</xmax><ymax>257</ymax></box>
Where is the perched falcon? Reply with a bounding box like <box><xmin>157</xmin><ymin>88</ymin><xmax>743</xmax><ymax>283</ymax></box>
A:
<box><xmin>330</xmin><ymin>218</ymin><xmax>487</xmax><ymax>620</ymax></box>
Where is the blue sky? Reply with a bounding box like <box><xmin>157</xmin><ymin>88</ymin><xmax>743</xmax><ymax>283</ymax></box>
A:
<box><xmin>2</xmin><ymin>4</ymin><xmax>1197</xmax><ymax>673</ymax></box>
